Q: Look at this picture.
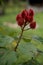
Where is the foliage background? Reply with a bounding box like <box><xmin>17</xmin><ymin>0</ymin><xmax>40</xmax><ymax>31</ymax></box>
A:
<box><xmin>0</xmin><ymin>0</ymin><xmax>43</xmax><ymax>65</ymax></box>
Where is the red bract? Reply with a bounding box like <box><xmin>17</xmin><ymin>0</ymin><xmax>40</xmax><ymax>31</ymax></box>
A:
<box><xmin>30</xmin><ymin>21</ymin><xmax>36</xmax><ymax>29</ymax></box>
<box><xmin>16</xmin><ymin>14</ymin><xmax>24</xmax><ymax>27</ymax></box>
<box><xmin>21</xmin><ymin>9</ymin><xmax>28</xmax><ymax>19</ymax></box>
<box><xmin>29</xmin><ymin>9</ymin><xmax>34</xmax><ymax>16</ymax></box>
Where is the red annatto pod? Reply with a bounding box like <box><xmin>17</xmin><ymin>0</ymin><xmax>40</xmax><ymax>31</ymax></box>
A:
<box><xmin>16</xmin><ymin>13</ymin><xmax>22</xmax><ymax>21</ymax></box>
<box><xmin>29</xmin><ymin>9</ymin><xmax>34</xmax><ymax>16</ymax></box>
<box><xmin>16</xmin><ymin>13</ymin><xmax>24</xmax><ymax>27</ymax></box>
<box><xmin>16</xmin><ymin>9</ymin><xmax>35</xmax><ymax>27</ymax></box>
<box><xmin>30</xmin><ymin>21</ymin><xmax>36</xmax><ymax>29</ymax></box>
<box><xmin>17</xmin><ymin>20</ymin><xmax>24</xmax><ymax>27</ymax></box>
<box><xmin>21</xmin><ymin>9</ymin><xmax>34</xmax><ymax>23</ymax></box>
<box><xmin>25</xmin><ymin>15</ymin><xmax>33</xmax><ymax>23</ymax></box>
<box><xmin>21</xmin><ymin>9</ymin><xmax>28</xmax><ymax>19</ymax></box>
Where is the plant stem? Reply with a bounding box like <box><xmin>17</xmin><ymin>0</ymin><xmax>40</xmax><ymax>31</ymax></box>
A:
<box><xmin>14</xmin><ymin>21</ymin><xmax>28</xmax><ymax>51</ymax></box>
<box><xmin>14</xmin><ymin>26</ymin><xmax>24</xmax><ymax>51</ymax></box>
<box><xmin>24</xmin><ymin>28</ymin><xmax>30</xmax><ymax>31</ymax></box>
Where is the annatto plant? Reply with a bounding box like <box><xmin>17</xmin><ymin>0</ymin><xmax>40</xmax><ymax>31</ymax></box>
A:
<box><xmin>15</xmin><ymin>9</ymin><xmax>36</xmax><ymax>51</ymax></box>
<box><xmin>0</xmin><ymin>9</ymin><xmax>43</xmax><ymax>65</ymax></box>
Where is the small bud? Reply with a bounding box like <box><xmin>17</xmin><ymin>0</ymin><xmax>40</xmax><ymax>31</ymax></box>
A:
<box><xmin>30</xmin><ymin>21</ymin><xmax>36</xmax><ymax>29</ymax></box>
<box><xmin>16</xmin><ymin>14</ymin><xmax>24</xmax><ymax>27</ymax></box>
<box><xmin>29</xmin><ymin>9</ymin><xmax>34</xmax><ymax>16</ymax></box>
<box><xmin>16</xmin><ymin>14</ymin><xmax>22</xmax><ymax>21</ymax></box>
<box><xmin>17</xmin><ymin>20</ymin><xmax>24</xmax><ymax>27</ymax></box>
<box><xmin>21</xmin><ymin>9</ymin><xmax>28</xmax><ymax>19</ymax></box>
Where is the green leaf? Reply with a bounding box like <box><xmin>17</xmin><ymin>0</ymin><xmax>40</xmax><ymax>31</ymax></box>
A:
<box><xmin>36</xmin><ymin>53</ymin><xmax>43</xmax><ymax>63</ymax></box>
<box><xmin>17</xmin><ymin>43</ymin><xmax>37</xmax><ymax>64</ymax></box>
<box><xmin>0</xmin><ymin>50</ymin><xmax>17</xmax><ymax>65</ymax></box>
<box><xmin>22</xmin><ymin>37</ymin><xmax>31</xmax><ymax>42</ymax></box>
<box><xmin>37</xmin><ymin>49</ymin><xmax>43</xmax><ymax>54</ymax></box>
<box><xmin>23</xmin><ymin>59</ymin><xmax>40</xmax><ymax>65</ymax></box>
<box><xmin>32</xmin><ymin>35</ymin><xmax>43</xmax><ymax>44</ymax></box>
<box><xmin>36</xmin><ymin>43</ymin><xmax>43</xmax><ymax>51</ymax></box>
<box><xmin>0</xmin><ymin>34</ymin><xmax>18</xmax><ymax>50</ymax></box>
<box><xmin>0</xmin><ymin>48</ymin><xmax>7</xmax><ymax>58</ymax></box>
<box><xmin>0</xmin><ymin>35</ymin><xmax>14</xmax><ymax>47</ymax></box>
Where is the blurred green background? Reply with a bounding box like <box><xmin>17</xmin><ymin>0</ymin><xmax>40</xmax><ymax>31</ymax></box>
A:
<box><xmin>0</xmin><ymin>0</ymin><xmax>43</xmax><ymax>37</ymax></box>
<box><xmin>0</xmin><ymin>0</ymin><xmax>43</xmax><ymax>65</ymax></box>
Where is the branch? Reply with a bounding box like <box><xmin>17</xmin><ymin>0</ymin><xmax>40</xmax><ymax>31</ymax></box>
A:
<box><xmin>24</xmin><ymin>28</ymin><xmax>30</xmax><ymax>31</ymax></box>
